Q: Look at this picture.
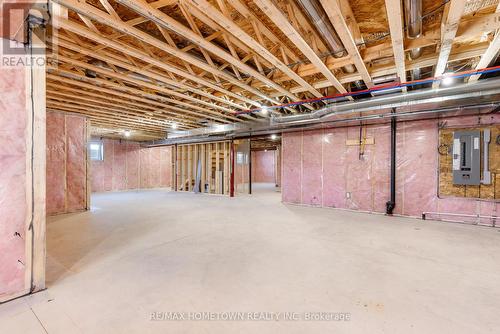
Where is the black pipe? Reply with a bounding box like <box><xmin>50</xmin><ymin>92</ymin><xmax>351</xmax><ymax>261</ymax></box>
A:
<box><xmin>386</xmin><ymin>112</ymin><xmax>397</xmax><ymax>214</ymax></box>
<box><xmin>249</xmin><ymin>146</ymin><xmax>252</xmax><ymax>195</ymax></box>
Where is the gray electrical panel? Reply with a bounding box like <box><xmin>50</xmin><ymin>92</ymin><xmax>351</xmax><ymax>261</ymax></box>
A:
<box><xmin>452</xmin><ymin>130</ymin><xmax>481</xmax><ymax>185</ymax></box>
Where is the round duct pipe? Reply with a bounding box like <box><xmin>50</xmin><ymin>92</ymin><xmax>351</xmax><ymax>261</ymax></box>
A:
<box><xmin>404</xmin><ymin>0</ymin><xmax>423</xmax><ymax>76</ymax></box>
<box><xmin>296</xmin><ymin>0</ymin><xmax>363</xmax><ymax>89</ymax></box>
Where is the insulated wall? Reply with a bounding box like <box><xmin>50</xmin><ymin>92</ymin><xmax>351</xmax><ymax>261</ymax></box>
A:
<box><xmin>0</xmin><ymin>37</ymin><xmax>45</xmax><ymax>302</ymax></box>
<box><xmin>251</xmin><ymin>150</ymin><xmax>275</xmax><ymax>183</ymax></box>
<box><xmin>282</xmin><ymin>114</ymin><xmax>500</xmax><ymax>226</ymax></box>
<box><xmin>91</xmin><ymin>139</ymin><xmax>172</xmax><ymax>192</ymax></box>
<box><xmin>46</xmin><ymin>112</ymin><xmax>89</xmax><ymax>215</ymax></box>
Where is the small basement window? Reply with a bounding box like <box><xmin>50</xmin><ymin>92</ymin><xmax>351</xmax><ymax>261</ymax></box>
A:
<box><xmin>89</xmin><ymin>141</ymin><xmax>104</xmax><ymax>161</ymax></box>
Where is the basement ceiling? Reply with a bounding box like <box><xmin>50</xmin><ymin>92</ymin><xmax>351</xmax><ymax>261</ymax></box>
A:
<box><xmin>46</xmin><ymin>0</ymin><xmax>500</xmax><ymax>141</ymax></box>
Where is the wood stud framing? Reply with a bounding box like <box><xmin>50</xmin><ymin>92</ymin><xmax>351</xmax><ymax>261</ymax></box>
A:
<box><xmin>46</xmin><ymin>0</ymin><xmax>500</xmax><ymax>140</ymax></box>
<box><xmin>175</xmin><ymin>141</ymin><xmax>232</xmax><ymax>195</ymax></box>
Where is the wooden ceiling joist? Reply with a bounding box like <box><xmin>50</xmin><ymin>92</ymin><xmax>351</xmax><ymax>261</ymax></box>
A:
<box><xmin>48</xmin><ymin>66</ymin><xmax>236</xmax><ymax>124</ymax></box>
<box><xmin>54</xmin><ymin>51</ymin><xmax>242</xmax><ymax>119</ymax></box>
<box><xmin>57</xmin><ymin>37</ymin><xmax>248</xmax><ymax>111</ymax></box>
<box><xmin>432</xmin><ymin>0</ymin><xmax>467</xmax><ymax>88</ymax></box>
<box><xmin>112</xmin><ymin>0</ymin><xmax>306</xmax><ymax>101</ymax></box>
<box><xmin>47</xmin><ymin>72</ymin><xmax>230</xmax><ymax>125</ymax></box>
<box><xmin>47</xmin><ymin>90</ymin><xmax>198</xmax><ymax>127</ymax></box>
<box><xmin>384</xmin><ymin>0</ymin><xmax>407</xmax><ymax>91</ymax></box>
<box><xmin>320</xmin><ymin>0</ymin><xmax>373</xmax><ymax>88</ymax></box>
<box><xmin>252</xmin><ymin>0</ymin><xmax>350</xmax><ymax>97</ymax></box>
<box><xmin>51</xmin><ymin>0</ymin><xmax>282</xmax><ymax>104</ymax></box>
<box><xmin>46</xmin><ymin>0</ymin><xmax>499</xmax><ymax>140</ymax></box>
<box><xmin>55</xmin><ymin>19</ymin><xmax>260</xmax><ymax>108</ymax></box>
<box><xmin>468</xmin><ymin>3</ymin><xmax>500</xmax><ymax>83</ymax></box>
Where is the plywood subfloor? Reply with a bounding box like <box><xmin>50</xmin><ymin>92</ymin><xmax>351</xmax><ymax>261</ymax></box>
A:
<box><xmin>1</xmin><ymin>189</ymin><xmax>500</xmax><ymax>333</ymax></box>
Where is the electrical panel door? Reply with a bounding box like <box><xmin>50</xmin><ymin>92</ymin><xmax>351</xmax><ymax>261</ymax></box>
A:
<box><xmin>452</xmin><ymin>130</ymin><xmax>480</xmax><ymax>185</ymax></box>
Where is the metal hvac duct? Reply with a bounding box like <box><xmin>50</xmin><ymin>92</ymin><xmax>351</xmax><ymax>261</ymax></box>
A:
<box><xmin>142</xmin><ymin>77</ymin><xmax>500</xmax><ymax>146</ymax></box>
<box><xmin>271</xmin><ymin>77</ymin><xmax>500</xmax><ymax>125</ymax></box>
<box><xmin>404</xmin><ymin>0</ymin><xmax>422</xmax><ymax>79</ymax></box>
<box><xmin>296</xmin><ymin>0</ymin><xmax>363</xmax><ymax>88</ymax></box>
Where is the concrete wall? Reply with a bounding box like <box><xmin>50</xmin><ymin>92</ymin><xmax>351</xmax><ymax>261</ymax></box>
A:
<box><xmin>252</xmin><ymin>150</ymin><xmax>275</xmax><ymax>183</ymax></box>
<box><xmin>46</xmin><ymin>112</ymin><xmax>88</xmax><ymax>215</ymax></box>
<box><xmin>91</xmin><ymin>139</ymin><xmax>172</xmax><ymax>192</ymax></box>
<box><xmin>282</xmin><ymin>114</ymin><xmax>500</xmax><ymax>225</ymax></box>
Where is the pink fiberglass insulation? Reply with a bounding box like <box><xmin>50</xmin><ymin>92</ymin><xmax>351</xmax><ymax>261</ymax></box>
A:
<box><xmin>66</xmin><ymin>115</ymin><xmax>87</xmax><ymax>212</ymax></box>
<box><xmin>150</xmin><ymin>147</ymin><xmax>161</xmax><ymax>189</ymax></box>
<box><xmin>139</xmin><ymin>147</ymin><xmax>151</xmax><ymax>189</ymax></box>
<box><xmin>46</xmin><ymin>112</ymin><xmax>66</xmax><ymax>214</ymax></box>
<box><xmin>46</xmin><ymin>112</ymin><xmax>88</xmax><ymax>215</ymax></box>
<box><xmin>251</xmin><ymin>150</ymin><xmax>275</xmax><ymax>183</ymax></box>
<box><xmin>302</xmin><ymin>130</ymin><xmax>323</xmax><ymax>206</ymax></box>
<box><xmin>282</xmin><ymin>131</ymin><xmax>302</xmax><ymax>203</ymax></box>
<box><xmin>90</xmin><ymin>139</ymin><xmax>172</xmax><ymax>192</ymax></box>
<box><xmin>113</xmin><ymin>140</ymin><xmax>127</xmax><ymax>191</ymax></box>
<box><xmin>0</xmin><ymin>66</ymin><xmax>27</xmax><ymax>297</ymax></box>
<box><xmin>281</xmin><ymin>115</ymin><xmax>499</xmax><ymax>225</ymax></box>
<box><xmin>276</xmin><ymin>148</ymin><xmax>281</xmax><ymax>187</ymax></box>
<box><xmin>103</xmin><ymin>139</ymin><xmax>114</xmax><ymax>191</ymax></box>
<box><xmin>126</xmin><ymin>142</ymin><xmax>140</xmax><ymax>189</ymax></box>
<box><xmin>91</xmin><ymin>160</ymin><xmax>105</xmax><ymax>193</ymax></box>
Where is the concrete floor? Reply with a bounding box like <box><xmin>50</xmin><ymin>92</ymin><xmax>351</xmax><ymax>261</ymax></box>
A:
<box><xmin>1</xmin><ymin>188</ymin><xmax>500</xmax><ymax>333</ymax></box>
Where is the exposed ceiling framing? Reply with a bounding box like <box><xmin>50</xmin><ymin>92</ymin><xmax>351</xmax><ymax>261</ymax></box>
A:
<box><xmin>45</xmin><ymin>0</ymin><xmax>500</xmax><ymax>141</ymax></box>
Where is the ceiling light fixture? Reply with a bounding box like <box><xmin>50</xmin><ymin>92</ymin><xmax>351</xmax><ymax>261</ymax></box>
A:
<box><xmin>271</xmin><ymin>134</ymin><xmax>277</xmax><ymax>140</ymax></box>
<box><xmin>261</xmin><ymin>106</ymin><xmax>269</xmax><ymax>115</ymax></box>
<box><xmin>171</xmin><ymin>122</ymin><xmax>178</xmax><ymax>129</ymax></box>
<box><xmin>442</xmin><ymin>73</ymin><xmax>454</xmax><ymax>86</ymax></box>
<box><xmin>124</xmin><ymin>130</ymin><xmax>131</xmax><ymax>137</ymax></box>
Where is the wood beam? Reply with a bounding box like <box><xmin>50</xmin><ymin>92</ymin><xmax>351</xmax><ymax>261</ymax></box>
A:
<box><xmin>175</xmin><ymin>0</ymin><xmax>322</xmax><ymax>98</ymax></box>
<box><xmin>55</xmin><ymin>19</ymin><xmax>259</xmax><ymax>107</ymax></box>
<box><xmin>54</xmin><ymin>53</ymin><xmax>239</xmax><ymax>122</ymax></box>
<box><xmin>320</xmin><ymin>0</ymin><xmax>374</xmax><ymax>87</ymax></box>
<box><xmin>51</xmin><ymin>0</ymin><xmax>281</xmax><ymax>104</ymax></box>
<box><xmin>226</xmin><ymin>0</ymin><xmax>299</xmax><ymax>62</ymax></box>
<box><xmin>384</xmin><ymin>0</ymin><xmax>406</xmax><ymax>90</ymax></box>
<box><xmin>433</xmin><ymin>0</ymin><xmax>467</xmax><ymax>88</ymax></box>
<box><xmin>55</xmin><ymin>37</ymin><xmax>247</xmax><ymax>115</ymax></box>
<box><xmin>285</xmin><ymin>42</ymin><xmax>490</xmax><ymax>94</ymax></box>
<box><xmin>252</xmin><ymin>0</ymin><xmax>350</xmax><ymax>97</ymax></box>
<box><xmin>47</xmin><ymin>70</ymin><xmax>232</xmax><ymax>124</ymax></box>
<box><xmin>111</xmin><ymin>0</ymin><xmax>306</xmax><ymax>101</ymax></box>
<box><xmin>468</xmin><ymin>4</ymin><xmax>500</xmax><ymax>83</ymax></box>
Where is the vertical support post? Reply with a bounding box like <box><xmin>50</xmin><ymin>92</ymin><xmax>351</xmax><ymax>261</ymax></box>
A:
<box><xmin>226</xmin><ymin>142</ymin><xmax>230</xmax><ymax>194</ymax></box>
<box><xmin>201</xmin><ymin>144</ymin><xmax>206</xmax><ymax>193</ymax></box>
<box><xmin>174</xmin><ymin>144</ymin><xmax>178</xmax><ymax>191</ymax></box>
<box><xmin>386</xmin><ymin>110</ymin><xmax>397</xmax><ymax>215</ymax></box>
<box><xmin>215</xmin><ymin>142</ymin><xmax>220</xmax><ymax>194</ymax></box>
<box><xmin>207</xmin><ymin>143</ymin><xmax>212</xmax><ymax>193</ymax></box>
<box><xmin>180</xmin><ymin>145</ymin><xmax>185</xmax><ymax>191</ymax></box>
<box><xmin>230</xmin><ymin>140</ymin><xmax>235</xmax><ymax>197</ymax></box>
<box><xmin>85</xmin><ymin>119</ymin><xmax>91</xmax><ymax>209</ymax></box>
<box><xmin>249</xmin><ymin>145</ymin><xmax>252</xmax><ymax>195</ymax></box>
<box><xmin>187</xmin><ymin>145</ymin><xmax>192</xmax><ymax>191</ymax></box>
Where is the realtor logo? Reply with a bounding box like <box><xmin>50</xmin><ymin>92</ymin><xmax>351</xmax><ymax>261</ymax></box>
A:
<box><xmin>1</xmin><ymin>1</ymin><xmax>51</xmax><ymax>56</ymax></box>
